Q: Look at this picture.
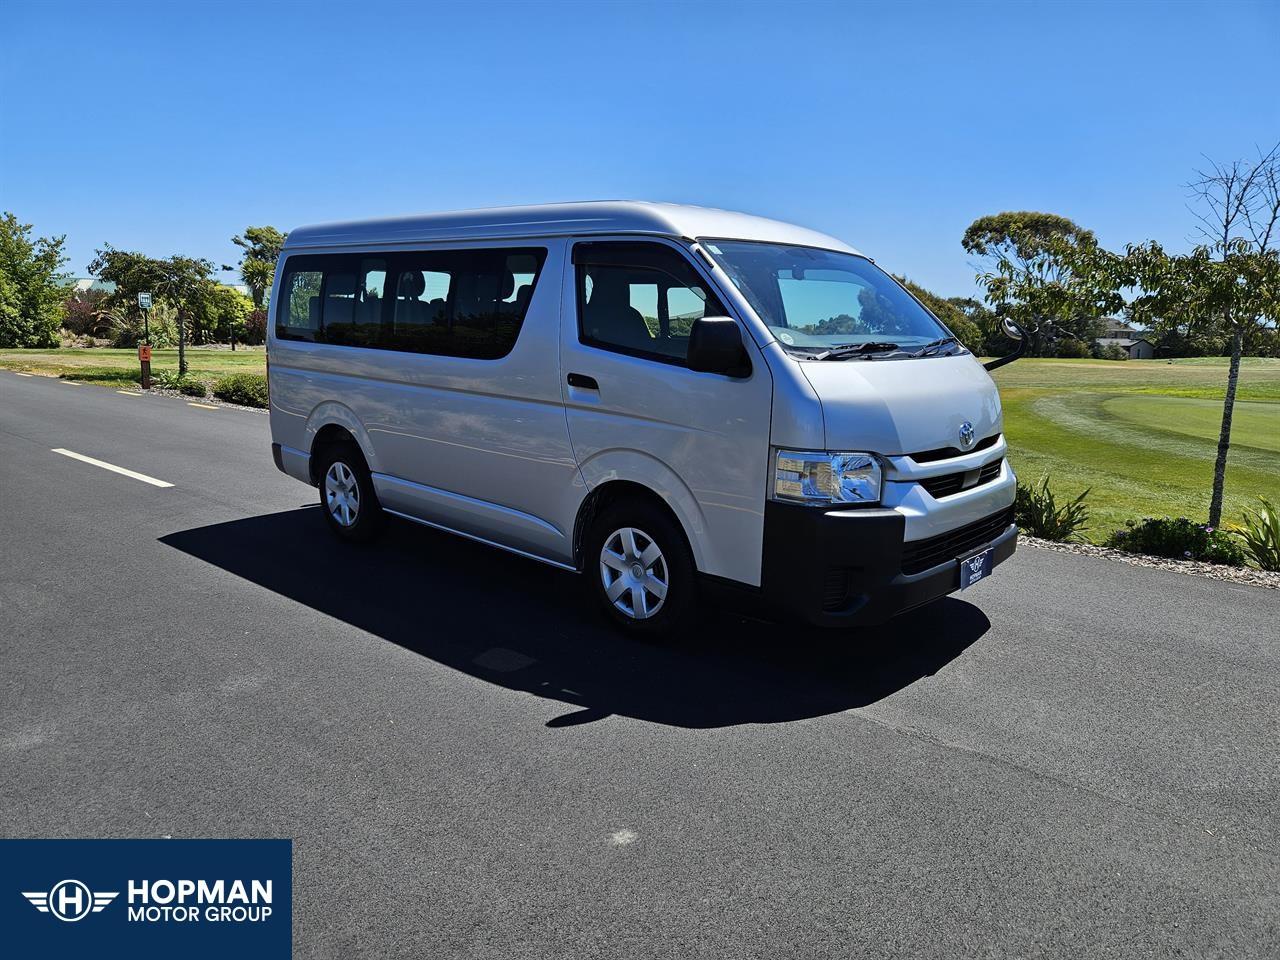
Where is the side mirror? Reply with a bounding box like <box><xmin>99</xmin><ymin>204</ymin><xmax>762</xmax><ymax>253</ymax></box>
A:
<box><xmin>983</xmin><ymin>317</ymin><xmax>1028</xmax><ymax>372</ymax></box>
<box><xmin>688</xmin><ymin>316</ymin><xmax>752</xmax><ymax>378</ymax></box>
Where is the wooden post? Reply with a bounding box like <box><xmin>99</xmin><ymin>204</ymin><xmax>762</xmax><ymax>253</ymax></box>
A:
<box><xmin>138</xmin><ymin>343</ymin><xmax>152</xmax><ymax>390</ymax></box>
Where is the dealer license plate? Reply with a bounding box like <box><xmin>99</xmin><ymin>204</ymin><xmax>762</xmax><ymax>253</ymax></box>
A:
<box><xmin>959</xmin><ymin>547</ymin><xmax>994</xmax><ymax>589</ymax></box>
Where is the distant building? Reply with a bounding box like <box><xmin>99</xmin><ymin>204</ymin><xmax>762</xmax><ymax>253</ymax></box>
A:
<box><xmin>1096</xmin><ymin>336</ymin><xmax>1155</xmax><ymax>360</ymax></box>
<box><xmin>71</xmin><ymin>278</ymin><xmax>116</xmax><ymax>294</ymax></box>
<box><xmin>1093</xmin><ymin>317</ymin><xmax>1155</xmax><ymax>359</ymax></box>
<box><xmin>1101</xmin><ymin>318</ymin><xmax>1146</xmax><ymax>339</ymax></box>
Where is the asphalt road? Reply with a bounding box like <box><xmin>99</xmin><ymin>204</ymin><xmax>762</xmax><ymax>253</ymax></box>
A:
<box><xmin>2</xmin><ymin>371</ymin><xmax>1277</xmax><ymax>959</ymax></box>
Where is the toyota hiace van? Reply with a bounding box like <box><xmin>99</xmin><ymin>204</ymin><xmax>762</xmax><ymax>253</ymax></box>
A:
<box><xmin>268</xmin><ymin>202</ymin><xmax>1018</xmax><ymax>635</ymax></box>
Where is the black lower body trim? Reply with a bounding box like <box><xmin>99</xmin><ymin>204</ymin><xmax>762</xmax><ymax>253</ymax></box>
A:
<box><xmin>702</xmin><ymin>504</ymin><xmax>1018</xmax><ymax>628</ymax></box>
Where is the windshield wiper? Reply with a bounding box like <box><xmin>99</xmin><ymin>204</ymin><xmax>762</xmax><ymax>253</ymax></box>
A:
<box><xmin>912</xmin><ymin>336</ymin><xmax>962</xmax><ymax>357</ymax></box>
<box><xmin>811</xmin><ymin>341</ymin><xmax>901</xmax><ymax>361</ymax></box>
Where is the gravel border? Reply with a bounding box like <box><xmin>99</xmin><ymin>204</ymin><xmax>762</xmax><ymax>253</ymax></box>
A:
<box><xmin>141</xmin><ymin>384</ymin><xmax>268</xmax><ymax>413</ymax></box>
<box><xmin>1021</xmin><ymin>535</ymin><xmax>1279</xmax><ymax>590</ymax></box>
<box><xmin>64</xmin><ymin>378</ymin><xmax>267</xmax><ymax>413</ymax></box>
<box><xmin>14</xmin><ymin>371</ymin><xmax>267</xmax><ymax>413</ymax></box>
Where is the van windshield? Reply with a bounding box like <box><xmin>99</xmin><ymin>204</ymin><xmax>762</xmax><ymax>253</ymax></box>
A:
<box><xmin>702</xmin><ymin>240</ymin><xmax>957</xmax><ymax>358</ymax></box>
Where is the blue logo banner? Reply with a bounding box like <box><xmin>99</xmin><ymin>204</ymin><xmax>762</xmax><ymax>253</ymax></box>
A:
<box><xmin>0</xmin><ymin>839</ymin><xmax>292</xmax><ymax>960</ymax></box>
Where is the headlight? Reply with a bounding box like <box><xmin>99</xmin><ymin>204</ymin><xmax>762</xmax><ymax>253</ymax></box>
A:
<box><xmin>772</xmin><ymin>450</ymin><xmax>882</xmax><ymax>505</ymax></box>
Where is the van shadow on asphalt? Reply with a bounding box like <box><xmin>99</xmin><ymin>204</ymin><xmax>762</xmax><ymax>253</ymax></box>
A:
<box><xmin>161</xmin><ymin>508</ymin><xmax>990</xmax><ymax>729</ymax></box>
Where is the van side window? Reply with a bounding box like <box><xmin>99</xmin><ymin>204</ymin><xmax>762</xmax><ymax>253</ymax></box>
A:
<box><xmin>277</xmin><ymin>260</ymin><xmax>325</xmax><ymax>342</ymax></box>
<box><xmin>323</xmin><ymin>258</ymin><xmax>387</xmax><ymax>348</ymax></box>
<box><xmin>276</xmin><ymin>248</ymin><xmax>546</xmax><ymax>358</ymax></box>
<box><xmin>574</xmin><ymin>242</ymin><xmax>726</xmax><ymax>364</ymax></box>
<box><xmin>320</xmin><ymin>265</ymin><xmax>356</xmax><ymax>332</ymax></box>
<box><xmin>393</xmin><ymin>269</ymin><xmax>450</xmax><ymax>332</ymax></box>
<box><xmin>385</xmin><ymin>249</ymin><xmax>546</xmax><ymax>358</ymax></box>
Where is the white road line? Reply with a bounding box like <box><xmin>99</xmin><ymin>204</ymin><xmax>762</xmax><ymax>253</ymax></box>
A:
<box><xmin>187</xmin><ymin>402</ymin><xmax>218</xmax><ymax>410</ymax></box>
<box><xmin>51</xmin><ymin>449</ymin><xmax>174</xmax><ymax>488</ymax></box>
<box><xmin>59</xmin><ymin>380</ymin><xmax>82</xmax><ymax>386</ymax></box>
<box><xmin>14</xmin><ymin>372</ymin><xmax>34</xmax><ymax>377</ymax></box>
<box><xmin>116</xmin><ymin>390</ymin><xmax>140</xmax><ymax>396</ymax></box>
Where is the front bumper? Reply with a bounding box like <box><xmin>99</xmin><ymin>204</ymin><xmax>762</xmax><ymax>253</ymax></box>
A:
<box><xmin>742</xmin><ymin>502</ymin><xmax>1017</xmax><ymax>628</ymax></box>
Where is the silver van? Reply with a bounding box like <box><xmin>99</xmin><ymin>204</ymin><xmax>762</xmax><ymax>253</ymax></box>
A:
<box><xmin>267</xmin><ymin>202</ymin><xmax>1017</xmax><ymax>635</ymax></box>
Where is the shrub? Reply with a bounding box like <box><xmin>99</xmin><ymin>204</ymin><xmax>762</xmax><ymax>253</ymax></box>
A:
<box><xmin>152</xmin><ymin>369</ymin><xmax>209</xmax><ymax>397</ymax></box>
<box><xmin>59</xmin><ymin>329</ymin><xmax>108</xmax><ymax>348</ymax></box>
<box><xmin>150</xmin><ymin>369</ymin><xmax>183</xmax><ymax>389</ymax></box>
<box><xmin>242</xmin><ymin>308</ymin><xmax>268</xmax><ymax>346</ymax></box>
<box><xmin>62</xmin><ymin>288</ymin><xmax>111</xmax><ymax>337</ymax></box>
<box><xmin>213</xmin><ymin>372</ymin><xmax>268</xmax><ymax>408</ymax></box>
<box><xmin>1105</xmin><ymin>517</ymin><xmax>1246</xmax><ymax>567</ymax></box>
<box><xmin>1055</xmin><ymin>338</ymin><xmax>1090</xmax><ymax>359</ymax></box>
<box><xmin>1014</xmin><ymin>475</ymin><xmax>1090</xmax><ymax>542</ymax></box>
<box><xmin>1237</xmin><ymin>498</ymin><xmax>1280</xmax><ymax>571</ymax></box>
<box><xmin>109</xmin><ymin>303</ymin><xmax>178</xmax><ymax>348</ymax></box>
<box><xmin>1097</xmin><ymin>344</ymin><xmax>1129</xmax><ymax>361</ymax></box>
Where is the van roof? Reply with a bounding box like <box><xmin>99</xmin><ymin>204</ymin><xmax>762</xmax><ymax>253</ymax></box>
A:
<box><xmin>284</xmin><ymin>201</ymin><xmax>859</xmax><ymax>254</ymax></box>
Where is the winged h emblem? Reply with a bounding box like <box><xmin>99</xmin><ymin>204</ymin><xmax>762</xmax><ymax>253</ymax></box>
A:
<box><xmin>22</xmin><ymin>880</ymin><xmax>118</xmax><ymax>922</ymax></box>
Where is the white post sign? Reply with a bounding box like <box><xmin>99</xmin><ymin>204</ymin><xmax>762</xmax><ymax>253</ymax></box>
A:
<box><xmin>138</xmin><ymin>292</ymin><xmax>152</xmax><ymax>310</ymax></box>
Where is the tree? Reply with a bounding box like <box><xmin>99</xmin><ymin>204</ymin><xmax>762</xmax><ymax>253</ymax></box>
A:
<box><xmin>1115</xmin><ymin>145</ymin><xmax>1280</xmax><ymax>527</ymax></box>
<box><xmin>962</xmin><ymin>211</ymin><xmax>1115</xmax><ymax>355</ymax></box>
<box><xmin>895</xmin><ymin>276</ymin><xmax>985</xmax><ymax>353</ymax></box>
<box><xmin>1120</xmin><ymin>253</ymin><xmax>1278</xmax><ymax>526</ymax></box>
<box><xmin>155</xmin><ymin>255</ymin><xmax>216</xmax><ymax>374</ymax></box>
<box><xmin>89</xmin><ymin>248</ymin><xmax>215</xmax><ymax>372</ymax></box>
<box><xmin>0</xmin><ymin>213</ymin><xmax>72</xmax><ymax>347</ymax></box>
<box><xmin>949</xmin><ymin>296</ymin><xmax>1004</xmax><ymax>357</ymax></box>
<box><xmin>194</xmin><ymin>281</ymin><xmax>253</xmax><ymax>345</ymax></box>
<box><xmin>88</xmin><ymin>246</ymin><xmax>165</xmax><ymax>316</ymax></box>
<box><xmin>89</xmin><ymin>246</ymin><xmax>167</xmax><ymax>348</ymax></box>
<box><xmin>226</xmin><ymin>226</ymin><xmax>286</xmax><ymax>309</ymax></box>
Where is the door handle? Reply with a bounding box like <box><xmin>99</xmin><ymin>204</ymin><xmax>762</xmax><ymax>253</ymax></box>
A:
<box><xmin>566</xmin><ymin>373</ymin><xmax>599</xmax><ymax>390</ymax></box>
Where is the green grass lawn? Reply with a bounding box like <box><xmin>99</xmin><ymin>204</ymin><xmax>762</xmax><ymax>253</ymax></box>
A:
<box><xmin>3</xmin><ymin>348</ymin><xmax>1276</xmax><ymax>543</ymax></box>
<box><xmin>991</xmin><ymin>357</ymin><xmax>1280</xmax><ymax>542</ymax></box>
<box><xmin>0</xmin><ymin>347</ymin><xmax>266</xmax><ymax>385</ymax></box>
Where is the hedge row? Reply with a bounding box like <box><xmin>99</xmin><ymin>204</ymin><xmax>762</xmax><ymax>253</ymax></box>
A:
<box><xmin>212</xmin><ymin>373</ymin><xmax>268</xmax><ymax>408</ymax></box>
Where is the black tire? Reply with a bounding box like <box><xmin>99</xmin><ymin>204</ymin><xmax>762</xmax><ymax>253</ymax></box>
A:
<box><xmin>315</xmin><ymin>440</ymin><xmax>385</xmax><ymax>543</ymax></box>
<box><xmin>584</xmin><ymin>498</ymin><xmax>696</xmax><ymax>638</ymax></box>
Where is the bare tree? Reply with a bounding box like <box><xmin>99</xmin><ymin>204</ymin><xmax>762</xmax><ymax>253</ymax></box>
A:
<box><xmin>1185</xmin><ymin>143</ymin><xmax>1280</xmax><ymax>527</ymax></box>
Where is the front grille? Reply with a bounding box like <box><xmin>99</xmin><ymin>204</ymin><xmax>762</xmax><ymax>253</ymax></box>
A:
<box><xmin>909</xmin><ymin>433</ymin><xmax>1000</xmax><ymax>463</ymax></box>
<box><xmin>918</xmin><ymin>458</ymin><xmax>1003</xmax><ymax>499</ymax></box>
<box><xmin>901</xmin><ymin>507</ymin><xmax>1015</xmax><ymax>576</ymax></box>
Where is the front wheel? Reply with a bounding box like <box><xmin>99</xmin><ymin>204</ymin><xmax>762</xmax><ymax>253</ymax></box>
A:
<box><xmin>316</xmin><ymin>442</ymin><xmax>384</xmax><ymax>542</ymax></box>
<box><xmin>585</xmin><ymin>500</ymin><xmax>696</xmax><ymax>638</ymax></box>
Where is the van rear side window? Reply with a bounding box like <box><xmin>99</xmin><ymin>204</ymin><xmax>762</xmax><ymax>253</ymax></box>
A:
<box><xmin>280</xmin><ymin>267</ymin><xmax>324</xmax><ymax>341</ymax></box>
<box><xmin>276</xmin><ymin>248</ymin><xmax>547</xmax><ymax>359</ymax></box>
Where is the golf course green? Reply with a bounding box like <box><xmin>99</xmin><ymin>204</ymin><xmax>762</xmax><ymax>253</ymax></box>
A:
<box><xmin>992</xmin><ymin>357</ymin><xmax>1280</xmax><ymax>541</ymax></box>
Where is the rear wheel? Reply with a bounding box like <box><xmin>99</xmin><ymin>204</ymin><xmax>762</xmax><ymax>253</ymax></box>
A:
<box><xmin>585</xmin><ymin>499</ymin><xmax>695</xmax><ymax>638</ymax></box>
<box><xmin>316</xmin><ymin>441</ymin><xmax>384</xmax><ymax>542</ymax></box>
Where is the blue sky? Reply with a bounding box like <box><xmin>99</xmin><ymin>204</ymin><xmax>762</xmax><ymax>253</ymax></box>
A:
<box><xmin>2</xmin><ymin>0</ymin><xmax>1277</xmax><ymax>297</ymax></box>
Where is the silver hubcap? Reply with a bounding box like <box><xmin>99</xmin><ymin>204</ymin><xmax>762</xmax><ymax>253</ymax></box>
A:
<box><xmin>325</xmin><ymin>461</ymin><xmax>360</xmax><ymax>527</ymax></box>
<box><xmin>599</xmin><ymin>527</ymin><xmax>668</xmax><ymax>620</ymax></box>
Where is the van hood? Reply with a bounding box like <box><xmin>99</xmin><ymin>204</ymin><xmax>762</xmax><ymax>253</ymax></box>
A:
<box><xmin>799</xmin><ymin>354</ymin><xmax>1002</xmax><ymax>456</ymax></box>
